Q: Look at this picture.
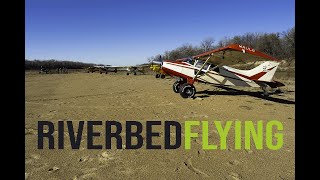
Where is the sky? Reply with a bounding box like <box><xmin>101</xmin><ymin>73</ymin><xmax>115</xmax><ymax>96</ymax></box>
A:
<box><xmin>25</xmin><ymin>0</ymin><xmax>295</xmax><ymax>66</ymax></box>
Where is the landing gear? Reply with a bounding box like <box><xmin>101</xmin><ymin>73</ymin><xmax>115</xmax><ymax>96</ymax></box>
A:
<box><xmin>173</xmin><ymin>79</ymin><xmax>186</xmax><ymax>93</ymax></box>
<box><xmin>105</xmin><ymin>71</ymin><xmax>108</xmax><ymax>74</ymax></box>
<box><xmin>173</xmin><ymin>81</ymin><xmax>181</xmax><ymax>93</ymax></box>
<box><xmin>100</xmin><ymin>71</ymin><xmax>103</xmax><ymax>74</ymax></box>
<box><xmin>179</xmin><ymin>83</ymin><xmax>196</xmax><ymax>98</ymax></box>
<box><xmin>127</xmin><ymin>72</ymin><xmax>129</xmax><ymax>75</ymax></box>
<box><xmin>134</xmin><ymin>72</ymin><xmax>137</xmax><ymax>75</ymax></box>
<box><xmin>155</xmin><ymin>74</ymin><xmax>160</xmax><ymax>78</ymax></box>
<box><xmin>160</xmin><ymin>74</ymin><xmax>165</xmax><ymax>79</ymax></box>
<box><xmin>261</xmin><ymin>86</ymin><xmax>269</xmax><ymax>97</ymax></box>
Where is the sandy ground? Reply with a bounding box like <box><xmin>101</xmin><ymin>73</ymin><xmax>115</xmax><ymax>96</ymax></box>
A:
<box><xmin>25</xmin><ymin>72</ymin><xmax>295</xmax><ymax>180</ymax></box>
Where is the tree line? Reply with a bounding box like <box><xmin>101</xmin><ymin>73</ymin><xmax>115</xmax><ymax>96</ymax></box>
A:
<box><xmin>148</xmin><ymin>26</ymin><xmax>295</xmax><ymax>64</ymax></box>
<box><xmin>25</xmin><ymin>59</ymin><xmax>101</xmax><ymax>70</ymax></box>
<box><xmin>26</xmin><ymin>26</ymin><xmax>294</xmax><ymax>70</ymax></box>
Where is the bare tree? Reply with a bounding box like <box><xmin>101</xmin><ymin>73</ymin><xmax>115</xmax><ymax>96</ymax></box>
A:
<box><xmin>217</xmin><ymin>36</ymin><xmax>231</xmax><ymax>48</ymax></box>
<box><xmin>200</xmin><ymin>37</ymin><xmax>215</xmax><ymax>52</ymax></box>
<box><xmin>282</xmin><ymin>27</ymin><xmax>295</xmax><ymax>59</ymax></box>
<box><xmin>147</xmin><ymin>26</ymin><xmax>295</xmax><ymax>64</ymax></box>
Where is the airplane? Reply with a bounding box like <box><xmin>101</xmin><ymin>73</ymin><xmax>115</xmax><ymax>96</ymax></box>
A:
<box><xmin>150</xmin><ymin>60</ymin><xmax>167</xmax><ymax>78</ymax></box>
<box><xmin>150</xmin><ymin>64</ymin><xmax>166</xmax><ymax>78</ymax></box>
<box><xmin>86</xmin><ymin>65</ymin><xmax>121</xmax><ymax>74</ymax></box>
<box><xmin>159</xmin><ymin>44</ymin><xmax>285</xmax><ymax>98</ymax></box>
<box><xmin>86</xmin><ymin>65</ymin><xmax>147</xmax><ymax>75</ymax></box>
<box><xmin>125</xmin><ymin>66</ymin><xmax>147</xmax><ymax>75</ymax></box>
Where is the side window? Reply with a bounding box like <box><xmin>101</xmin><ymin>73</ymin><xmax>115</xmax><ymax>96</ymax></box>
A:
<box><xmin>195</xmin><ymin>60</ymin><xmax>210</xmax><ymax>71</ymax></box>
<box><xmin>209</xmin><ymin>64</ymin><xmax>219</xmax><ymax>73</ymax></box>
<box><xmin>203</xmin><ymin>63</ymin><xmax>209</xmax><ymax>70</ymax></box>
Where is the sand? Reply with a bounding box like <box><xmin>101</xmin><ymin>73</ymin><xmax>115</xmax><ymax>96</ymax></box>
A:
<box><xmin>25</xmin><ymin>71</ymin><xmax>295</xmax><ymax>179</ymax></box>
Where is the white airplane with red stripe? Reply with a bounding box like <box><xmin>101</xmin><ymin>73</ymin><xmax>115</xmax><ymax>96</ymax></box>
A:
<box><xmin>160</xmin><ymin>44</ymin><xmax>285</xmax><ymax>98</ymax></box>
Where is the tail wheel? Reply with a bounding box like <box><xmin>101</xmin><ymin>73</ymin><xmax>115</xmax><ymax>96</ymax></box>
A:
<box><xmin>172</xmin><ymin>81</ymin><xmax>181</xmax><ymax>93</ymax></box>
<box><xmin>105</xmin><ymin>71</ymin><xmax>108</xmax><ymax>74</ymax></box>
<box><xmin>179</xmin><ymin>83</ymin><xmax>196</xmax><ymax>98</ymax></box>
<box><xmin>155</xmin><ymin>74</ymin><xmax>160</xmax><ymax>78</ymax></box>
<box><xmin>126</xmin><ymin>72</ymin><xmax>129</xmax><ymax>75</ymax></box>
<box><xmin>160</xmin><ymin>74</ymin><xmax>165</xmax><ymax>79</ymax></box>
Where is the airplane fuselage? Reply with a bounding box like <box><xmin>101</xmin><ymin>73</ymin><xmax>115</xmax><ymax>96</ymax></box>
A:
<box><xmin>162</xmin><ymin>60</ymin><xmax>271</xmax><ymax>88</ymax></box>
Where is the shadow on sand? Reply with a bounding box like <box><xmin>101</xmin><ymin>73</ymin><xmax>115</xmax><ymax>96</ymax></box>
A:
<box><xmin>196</xmin><ymin>86</ymin><xmax>295</xmax><ymax>105</ymax></box>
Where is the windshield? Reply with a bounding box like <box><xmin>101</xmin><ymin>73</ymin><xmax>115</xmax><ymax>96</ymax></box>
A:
<box><xmin>183</xmin><ymin>58</ymin><xmax>194</xmax><ymax>65</ymax></box>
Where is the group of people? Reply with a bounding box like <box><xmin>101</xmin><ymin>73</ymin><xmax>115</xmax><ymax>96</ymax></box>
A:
<box><xmin>56</xmin><ymin>67</ymin><xmax>68</xmax><ymax>74</ymax></box>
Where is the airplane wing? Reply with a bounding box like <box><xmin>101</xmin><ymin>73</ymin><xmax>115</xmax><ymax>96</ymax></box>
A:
<box><xmin>191</xmin><ymin>44</ymin><xmax>279</xmax><ymax>65</ymax></box>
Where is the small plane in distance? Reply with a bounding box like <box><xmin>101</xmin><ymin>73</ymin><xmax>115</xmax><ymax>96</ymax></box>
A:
<box><xmin>125</xmin><ymin>66</ymin><xmax>147</xmax><ymax>75</ymax></box>
<box><xmin>150</xmin><ymin>58</ymin><xmax>167</xmax><ymax>78</ymax></box>
<box><xmin>159</xmin><ymin>44</ymin><xmax>285</xmax><ymax>98</ymax></box>
<box><xmin>87</xmin><ymin>65</ymin><xmax>121</xmax><ymax>74</ymax></box>
<box><xmin>86</xmin><ymin>65</ymin><xmax>147</xmax><ymax>75</ymax></box>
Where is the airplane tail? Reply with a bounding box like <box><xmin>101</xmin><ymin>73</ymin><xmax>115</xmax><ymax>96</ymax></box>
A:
<box><xmin>223</xmin><ymin>61</ymin><xmax>280</xmax><ymax>82</ymax></box>
<box><xmin>247</xmin><ymin>61</ymin><xmax>280</xmax><ymax>82</ymax></box>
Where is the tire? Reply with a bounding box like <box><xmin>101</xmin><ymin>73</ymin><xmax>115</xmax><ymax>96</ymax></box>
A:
<box><xmin>100</xmin><ymin>71</ymin><xmax>102</xmax><ymax>74</ymax></box>
<box><xmin>173</xmin><ymin>81</ymin><xmax>181</xmax><ymax>93</ymax></box>
<box><xmin>160</xmin><ymin>74</ymin><xmax>165</xmax><ymax>79</ymax></box>
<box><xmin>105</xmin><ymin>71</ymin><xmax>108</xmax><ymax>74</ymax></box>
<box><xmin>179</xmin><ymin>83</ymin><xmax>196</xmax><ymax>98</ymax></box>
<box><xmin>127</xmin><ymin>72</ymin><xmax>129</xmax><ymax>75</ymax></box>
<box><xmin>134</xmin><ymin>72</ymin><xmax>137</xmax><ymax>75</ymax></box>
<box><xmin>155</xmin><ymin>74</ymin><xmax>160</xmax><ymax>78</ymax></box>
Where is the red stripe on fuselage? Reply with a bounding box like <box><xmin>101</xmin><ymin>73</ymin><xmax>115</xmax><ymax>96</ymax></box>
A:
<box><xmin>161</xmin><ymin>66</ymin><xmax>193</xmax><ymax>80</ymax></box>
<box><xmin>164</xmin><ymin>61</ymin><xmax>231</xmax><ymax>79</ymax></box>
<box><xmin>226</xmin><ymin>66</ymin><xmax>276</xmax><ymax>80</ymax></box>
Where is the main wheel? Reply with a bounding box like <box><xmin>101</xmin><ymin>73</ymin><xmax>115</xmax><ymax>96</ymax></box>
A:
<box><xmin>172</xmin><ymin>81</ymin><xmax>181</xmax><ymax>93</ymax></box>
<box><xmin>155</xmin><ymin>74</ymin><xmax>160</xmax><ymax>78</ymax></box>
<box><xmin>134</xmin><ymin>72</ymin><xmax>137</xmax><ymax>75</ymax></box>
<box><xmin>160</xmin><ymin>74</ymin><xmax>165</xmax><ymax>79</ymax></box>
<box><xmin>127</xmin><ymin>72</ymin><xmax>130</xmax><ymax>75</ymax></box>
<box><xmin>100</xmin><ymin>71</ymin><xmax>102</xmax><ymax>74</ymax></box>
<box><xmin>179</xmin><ymin>83</ymin><xmax>196</xmax><ymax>98</ymax></box>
